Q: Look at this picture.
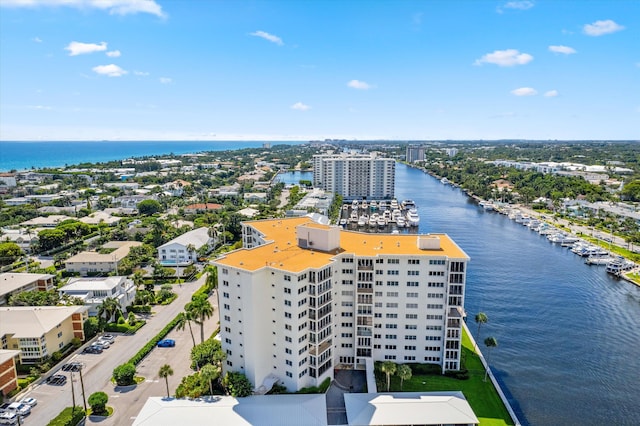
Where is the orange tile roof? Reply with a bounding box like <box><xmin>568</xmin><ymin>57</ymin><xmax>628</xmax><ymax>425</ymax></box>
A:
<box><xmin>215</xmin><ymin>217</ymin><xmax>468</xmax><ymax>273</ymax></box>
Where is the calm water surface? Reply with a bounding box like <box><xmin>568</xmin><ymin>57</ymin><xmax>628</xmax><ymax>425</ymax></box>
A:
<box><xmin>395</xmin><ymin>164</ymin><xmax>640</xmax><ymax>426</ymax></box>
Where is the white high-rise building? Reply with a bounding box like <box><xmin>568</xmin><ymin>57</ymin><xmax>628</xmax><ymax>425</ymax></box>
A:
<box><xmin>405</xmin><ymin>146</ymin><xmax>426</xmax><ymax>163</ymax></box>
<box><xmin>312</xmin><ymin>153</ymin><xmax>395</xmax><ymax>199</ymax></box>
<box><xmin>214</xmin><ymin>217</ymin><xmax>469</xmax><ymax>392</ymax></box>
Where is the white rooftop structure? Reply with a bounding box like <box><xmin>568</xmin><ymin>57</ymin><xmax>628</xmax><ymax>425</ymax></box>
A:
<box><xmin>344</xmin><ymin>392</ymin><xmax>479</xmax><ymax>425</ymax></box>
<box><xmin>133</xmin><ymin>395</ymin><xmax>328</xmax><ymax>426</ymax></box>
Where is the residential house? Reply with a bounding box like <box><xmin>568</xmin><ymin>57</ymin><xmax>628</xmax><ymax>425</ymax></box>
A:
<box><xmin>183</xmin><ymin>203</ymin><xmax>223</xmax><ymax>215</ymax></box>
<box><xmin>0</xmin><ymin>306</ymin><xmax>89</xmax><ymax>364</ymax></box>
<box><xmin>0</xmin><ymin>350</ymin><xmax>20</xmax><ymax>397</ymax></box>
<box><xmin>0</xmin><ymin>273</ymin><xmax>56</xmax><ymax>305</ymax></box>
<box><xmin>58</xmin><ymin>276</ymin><xmax>136</xmax><ymax>317</ymax></box>
<box><xmin>157</xmin><ymin>227</ymin><xmax>212</xmax><ymax>266</ymax></box>
<box><xmin>64</xmin><ymin>241</ymin><xmax>142</xmax><ymax>276</ymax></box>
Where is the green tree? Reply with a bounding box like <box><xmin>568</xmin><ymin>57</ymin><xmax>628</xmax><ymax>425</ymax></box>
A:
<box><xmin>474</xmin><ymin>312</ymin><xmax>488</xmax><ymax>352</ymax></box>
<box><xmin>138</xmin><ymin>199</ymin><xmax>162</xmax><ymax>215</ymax></box>
<box><xmin>483</xmin><ymin>337</ymin><xmax>498</xmax><ymax>382</ymax></box>
<box><xmin>88</xmin><ymin>391</ymin><xmax>108</xmax><ymax>415</ymax></box>
<box><xmin>381</xmin><ymin>361</ymin><xmax>397</xmax><ymax>392</ymax></box>
<box><xmin>83</xmin><ymin>317</ymin><xmax>100</xmax><ymax>339</ymax></box>
<box><xmin>397</xmin><ymin>364</ymin><xmax>412</xmax><ymax>391</ymax></box>
<box><xmin>0</xmin><ymin>242</ymin><xmax>22</xmax><ymax>266</ymax></box>
<box><xmin>38</xmin><ymin>229</ymin><xmax>66</xmax><ymax>251</ymax></box>
<box><xmin>222</xmin><ymin>371</ymin><xmax>253</xmax><ymax>397</ymax></box>
<box><xmin>176</xmin><ymin>311</ymin><xmax>197</xmax><ymax>348</ymax></box>
<box><xmin>113</xmin><ymin>363</ymin><xmax>136</xmax><ymax>386</ymax></box>
<box><xmin>187</xmin><ymin>294</ymin><xmax>215</xmax><ymax>343</ymax></box>
<box><xmin>158</xmin><ymin>364</ymin><xmax>174</xmax><ymax>398</ymax></box>
<box><xmin>97</xmin><ymin>297</ymin><xmax>122</xmax><ymax>323</ymax></box>
<box><xmin>199</xmin><ymin>364</ymin><xmax>219</xmax><ymax>396</ymax></box>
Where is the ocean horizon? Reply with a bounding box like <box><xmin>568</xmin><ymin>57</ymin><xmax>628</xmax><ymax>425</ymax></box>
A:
<box><xmin>0</xmin><ymin>140</ymin><xmax>306</xmax><ymax>172</ymax></box>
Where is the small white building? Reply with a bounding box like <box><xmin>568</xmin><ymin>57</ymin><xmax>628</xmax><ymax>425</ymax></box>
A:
<box><xmin>65</xmin><ymin>241</ymin><xmax>142</xmax><ymax>275</ymax></box>
<box><xmin>0</xmin><ymin>273</ymin><xmax>56</xmax><ymax>305</ymax></box>
<box><xmin>58</xmin><ymin>276</ymin><xmax>136</xmax><ymax>316</ymax></box>
<box><xmin>157</xmin><ymin>227</ymin><xmax>212</xmax><ymax>266</ymax></box>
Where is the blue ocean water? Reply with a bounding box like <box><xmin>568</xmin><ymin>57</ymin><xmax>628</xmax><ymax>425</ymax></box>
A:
<box><xmin>0</xmin><ymin>141</ymin><xmax>304</xmax><ymax>171</ymax></box>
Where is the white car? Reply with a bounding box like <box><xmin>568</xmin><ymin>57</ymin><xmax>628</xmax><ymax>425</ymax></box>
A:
<box><xmin>7</xmin><ymin>402</ymin><xmax>30</xmax><ymax>416</ymax></box>
<box><xmin>0</xmin><ymin>412</ymin><xmax>19</xmax><ymax>425</ymax></box>
<box><xmin>19</xmin><ymin>397</ymin><xmax>37</xmax><ymax>407</ymax></box>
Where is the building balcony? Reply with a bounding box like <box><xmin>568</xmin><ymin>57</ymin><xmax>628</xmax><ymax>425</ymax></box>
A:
<box><xmin>309</xmin><ymin>338</ymin><xmax>332</xmax><ymax>356</ymax></box>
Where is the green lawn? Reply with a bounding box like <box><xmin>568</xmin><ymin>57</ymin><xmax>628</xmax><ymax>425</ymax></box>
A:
<box><xmin>378</xmin><ymin>330</ymin><xmax>514</xmax><ymax>426</ymax></box>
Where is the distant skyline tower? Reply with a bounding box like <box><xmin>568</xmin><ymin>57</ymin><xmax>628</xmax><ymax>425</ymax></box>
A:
<box><xmin>406</xmin><ymin>145</ymin><xmax>426</xmax><ymax>163</ymax></box>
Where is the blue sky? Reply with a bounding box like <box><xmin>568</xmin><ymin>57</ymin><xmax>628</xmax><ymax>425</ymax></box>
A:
<box><xmin>0</xmin><ymin>0</ymin><xmax>638</xmax><ymax>141</ymax></box>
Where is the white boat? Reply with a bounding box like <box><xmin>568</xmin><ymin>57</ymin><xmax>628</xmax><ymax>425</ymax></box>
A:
<box><xmin>441</xmin><ymin>177</ymin><xmax>449</xmax><ymax>184</ymax></box>
<box><xmin>377</xmin><ymin>218</ymin><xmax>386</xmax><ymax>228</ymax></box>
<box><xmin>605</xmin><ymin>256</ymin><xmax>635</xmax><ymax>275</ymax></box>
<box><xmin>406</xmin><ymin>208</ymin><xmax>420</xmax><ymax>227</ymax></box>
<box><xmin>478</xmin><ymin>201</ymin><xmax>495</xmax><ymax>211</ymax></box>
<box><xmin>357</xmin><ymin>215</ymin><xmax>368</xmax><ymax>227</ymax></box>
<box><xmin>396</xmin><ymin>217</ymin><xmax>407</xmax><ymax>227</ymax></box>
<box><xmin>586</xmin><ymin>255</ymin><xmax>615</xmax><ymax>265</ymax></box>
<box><xmin>391</xmin><ymin>209</ymin><xmax>402</xmax><ymax>222</ymax></box>
<box><xmin>339</xmin><ymin>219</ymin><xmax>347</xmax><ymax>226</ymax></box>
<box><xmin>401</xmin><ymin>199</ymin><xmax>416</xmax><ymax>210</ymax></box>
<box><xmin>390</xmin><ymin>199</ymin><xmax>399</xmax><ymax>210</ymax></box>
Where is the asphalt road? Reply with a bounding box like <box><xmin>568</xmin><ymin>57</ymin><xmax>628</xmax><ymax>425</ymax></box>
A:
<box><xmin>16</xmin><ymin>273</ymin><xmax>219</xmax><ymax>426</ymax></box>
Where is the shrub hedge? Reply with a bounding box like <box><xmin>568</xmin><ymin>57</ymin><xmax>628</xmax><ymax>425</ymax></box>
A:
<box><xmin>47</xmin><ymin>407</ymin><xmax>85</xmax><ymax>426</ymax></box>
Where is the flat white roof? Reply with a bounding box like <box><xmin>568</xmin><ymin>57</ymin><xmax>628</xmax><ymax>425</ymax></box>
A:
<box><xmin>133</xmin><ymin>395</ymin><xmax>327</xmax><ymax>426</ymax></box>
<box><xmin>61</xmin><ymin>276</ymin><xmax>127</xmax><ymax>292</ymax></box>
<box><xmin>344</xmin><ymin>392</ymin><xmax>479</xmax><ymax>425</ymax></box>
<box><xmin>158</xmin><ymin>227</ymin><xmax>210</xmax><ymax>250</ymax></box>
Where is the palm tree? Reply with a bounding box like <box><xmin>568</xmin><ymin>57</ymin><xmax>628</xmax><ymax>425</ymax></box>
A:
<box><xmin>397</xmin><ymin>364</ymin><xmax>412</xmax><ymax>391</ymax></box>
<box><xmin>474</xmin><ymin>312</ymin><xmax>488</xmax><ymax>352</ymax></box>
<box><xmin>97</xmin><ymin>297</ymin><xmax>122</xmax><ymax>323</ymax></box>
<box><xmin>380</xmin><ymin>361</ymin><xmax>396</xmax><ymax>392</ymax></box>
<box><xmin>186</xmin><ymin>243</ymin><xmax>197</xmax><ymax>261</ymax></box>
<box><xmin>483</xmin><ymin>337</ymin><xmax>498</xmax><ymax>382</ymax></box>
<box><xmin>176</xmin><ymin>311</ymin><xmax>197</xmax><ymax>348</ymax></box>
<box><xmin>199</xmin><ymin>364</ymin><xmax>219</xmax><ymax>395</ymax></box>
<box><xmin>187</xmin><ymin>294</ymin><xmax>214</xmax><ymax>343</ymax></box>
<box><xmin>158</xmin><ymin>364</ymin><xmax>174</xmax><ymax>398</ymax></box>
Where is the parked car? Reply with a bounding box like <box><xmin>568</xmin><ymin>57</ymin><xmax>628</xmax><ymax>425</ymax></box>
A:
<box><xmin>18</xmin><ymin>397</ymin><xmax>37</xmax><ymax>407</ymax></box>
<box><xmin>100</xmin><ymin>334</ymin><xmax>115</xmax><ymax>342</ymax></box>
<box><xmin>45</xmin><ymin>374</ymin><xmax>67</xmax><ymax>385</ymax></box>
<box><xmin>0</xmin><ymin>412</ymin><xmax>19</xmax><ymax>425</ymax></box>
<box><xmin>157</xmin><ymin>339</ymin><xmax>175</xmax><ymax>347</ymax></box>
<box><xmin>96</xmin><ymin>339</ymin><xmax>111</xmax><ymax>348</ymax></box>
<box><xmin>83</xmin><ymin>345</ymin><xmax>103</xmax><ymax>354</ymax></box>
<box><xmin>61</xmin><ymin>362</ymin><xmax>83</xmax><ymax>372</ymax></box>
<box><xmin>7</xmin><ymin>403</ymin><xmax>30</xmax><ymax>416</ymax></box>
<box><xmin>0</xmin><ymin>403</ymin><xmax>11</xmax><ymax>414</ymax></box>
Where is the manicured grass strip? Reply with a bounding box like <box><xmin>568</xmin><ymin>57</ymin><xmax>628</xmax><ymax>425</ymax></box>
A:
<box><xmin>381</xmin><ymin>329</ymin><xmax>514</xmax><ymax>426</ymax></box>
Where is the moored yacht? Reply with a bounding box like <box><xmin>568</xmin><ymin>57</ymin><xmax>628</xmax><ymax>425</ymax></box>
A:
<box><xmin>605</xmin><ymin>256</ymin><xmax>635</xmax><ymax>275</ymax></box>
<box><xmin>406</xmin><ymin>208</ymin><xmax>420</xmax><ymax>227</ymax></box>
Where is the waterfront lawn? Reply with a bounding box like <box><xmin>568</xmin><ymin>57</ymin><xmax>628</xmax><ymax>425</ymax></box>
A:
<box><xmin>382</xmin><ymin>330</ymin><xmax>514</xmax><ymax>426</ymax></box>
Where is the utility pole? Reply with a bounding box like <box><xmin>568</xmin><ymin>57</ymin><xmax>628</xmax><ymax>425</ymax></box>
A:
<box><xmin>70</xmin><ymin>371</ymin><xmax>77</xmax><ymax>416</ymax></box>
<box><xmin>79</xmin><ymin>366</ymin><xmax>88</xmax><ymax>413</ymax></box>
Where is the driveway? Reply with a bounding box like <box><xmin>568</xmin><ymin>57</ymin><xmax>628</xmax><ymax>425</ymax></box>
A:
<box><xmin>17</xmin><ymin>274</ymin><xmax>218</xmax><ymax>426</ymax></box>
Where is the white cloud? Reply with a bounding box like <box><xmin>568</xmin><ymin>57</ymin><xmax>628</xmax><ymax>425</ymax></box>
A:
<box><xmin>291</xmin><ymin>102</ymin><xmax>311</xmax><ymax>111</ymax></box>
<box><xmin>33</xmin><ymin>37</ymin><xmax>42</xmax><ymax>43</ymax></box>
<box><xmin>0</xmin><ymin>0</ymin><xmax>165</xmax><ymax>18</ymax></box>
<box><xmin>498</xmin><ymin>1</ymin><xmax>535</xmax><ymax>13</ymax></box>
<box><xmin>511</xmin><ymin>87</ymin><xmax>537</xmax><ymax>96</ymax></box>
<box><xmin>549</xmin><ymin>45</ymin><xmax>576</xmax><ymax>55</ymax></box>
<box><xmin>544</xmin><ymin>90</ymin><xmax>559</xmax><ymax>97</ymax></box>
<box><xmin>583</xmin><ymin>20</ymin><xmax>624</xmax><ymax>36</ymax></box>
<box><xmin>65</xmin><ymin>41</ymin><xmax>107</xmax><ymax>56</ymax></box>
<box><xmin>106</xmin><ymin>50</ymin><xmax>121</xmax><ymax>57</ymax></box>
<box><xmin>474</xmin><ymin>49</ymin><xmax>533</xmax><ymax>66</ymax></box>
<box><xmin>250</xmin><ymin>30</ymin><xmax>283</xmax><ymax>46</ymax></box>
<box><xmin>27</xmin><ymin>105</ymin><xmax>52</xmax><ymax>110</ymax></box>
<box><xmin>347</xmin><ymin>80</ymin><xmax>372</xmax><ymax>90</ymax></box>
<box><xmin>92</xmin><ymin>64</ymin><xmax>127</xmax><ymax>77</ymax></box>
<box><xmin>159</xmin><ymin>77</ymin><xmax>172</xmax><ymax>84</ymax></box>
<box><xmin>134</xmin><ymin>71</ymin><xmax>149</xmax><ymax>76</ymax></box>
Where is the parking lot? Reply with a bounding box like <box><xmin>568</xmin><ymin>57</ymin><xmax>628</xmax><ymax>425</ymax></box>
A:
<box><xmin>11</xmin><ymin>274</ymin><xmax>218</xmax><ymax>425</ymax></box>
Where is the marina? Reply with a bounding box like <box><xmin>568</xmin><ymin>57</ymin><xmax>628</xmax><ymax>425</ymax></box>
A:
<box><xmin>338</xmin><ymin>199</ymin><xmax>421</xmax><ymax>233</ymax></box>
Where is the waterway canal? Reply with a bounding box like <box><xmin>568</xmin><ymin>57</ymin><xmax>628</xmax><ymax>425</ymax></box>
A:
<box><xmin>394</xmin><ymin>163</ymin><xmax>640</xmax><ymax>426</ymax></box>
